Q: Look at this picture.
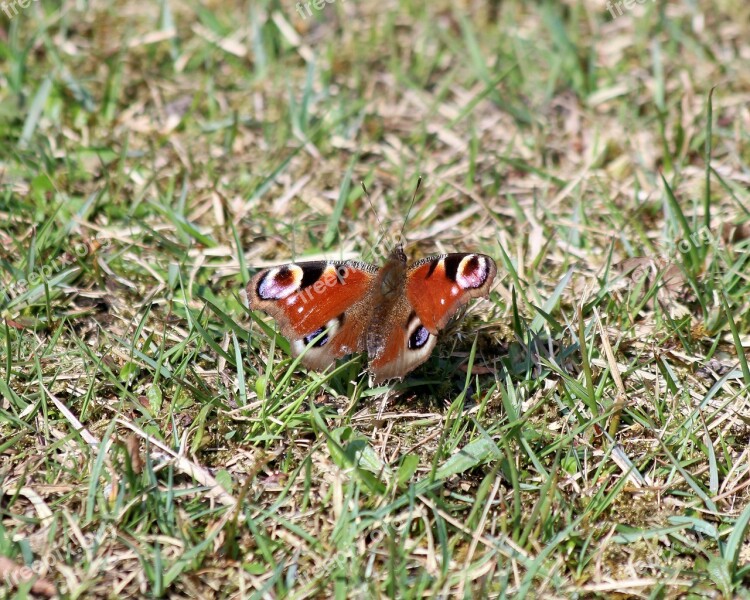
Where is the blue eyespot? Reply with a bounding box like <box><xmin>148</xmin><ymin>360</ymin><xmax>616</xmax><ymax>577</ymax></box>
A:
<box><xmin>303</xmin><ymin>327</ymin><xmax>328</xmax><ymax>347</ymax></box>
<box><xmin>408</xmin><ymin>326</ymin><xmax>430</xmax><ymax>350</ymax></box>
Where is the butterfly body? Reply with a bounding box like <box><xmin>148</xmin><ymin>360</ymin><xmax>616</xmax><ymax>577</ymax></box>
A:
<box><xmin>248</xmin><ymin>245</ymin><xmax>496</xmax><ymax>383</ymax></box>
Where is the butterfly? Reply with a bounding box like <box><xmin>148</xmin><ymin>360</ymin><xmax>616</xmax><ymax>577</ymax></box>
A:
<box><xmin>247</xmin><ymin>242</ymin><xmax>497</xmax><ymax>384</ymax></box>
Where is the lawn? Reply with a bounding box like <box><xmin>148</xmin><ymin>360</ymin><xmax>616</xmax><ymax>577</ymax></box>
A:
<box><xmin>1</xmin><ymin>0</ymin><xmax>750</xmax><ymax>597</ymax></box>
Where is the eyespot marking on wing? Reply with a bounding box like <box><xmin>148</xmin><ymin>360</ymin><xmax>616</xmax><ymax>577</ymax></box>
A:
<box><xmin>257</xmin><ymin>265</ymin><xmax>304</xmax><ymax>300</ymax></box>
<box><xmin>408</xmin><ymin>324</ymin><xmax>430</xmax><ymax>350</ymax></box>
<box><xmin>303</xmin><ymin>326</ymin><xmax>329</xmax><ymax>348</ymax></box>
<box><xmin>456</xmin><ymin>255</ymin><xmax>490</xmax><ymax>289</ymax></box>
<box><xmin>406</xmin><ymin>315</ymin><xmax>431</xmax><ymax>351</ymax></box>
<box><xmin>298</xmin><ymin>314</ymin><xmax>345</xmax><ymax>351</ymax></box>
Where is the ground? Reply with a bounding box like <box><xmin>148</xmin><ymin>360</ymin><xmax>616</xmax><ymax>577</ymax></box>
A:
<box><xmin>1</xmin><ymin>0</ymin><xmax>750</xmax><ymax>598</ymax></box>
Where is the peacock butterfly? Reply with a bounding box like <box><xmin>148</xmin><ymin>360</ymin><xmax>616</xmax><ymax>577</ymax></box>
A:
<box><xmin>247</xmin><ymin>241</ymin><xmax>497</xmax><ymax>384</ymax></box>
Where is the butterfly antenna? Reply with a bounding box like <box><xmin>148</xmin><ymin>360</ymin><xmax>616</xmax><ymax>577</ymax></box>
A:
<box><xmin>399</xmin><ymin>175</ymin><xmax>422</xmax><ymax>247</ymax></box>
<box><xmin>362</xmin><ymin>180</ymin><xmax>390</xmax><ymax>259</ymax></box>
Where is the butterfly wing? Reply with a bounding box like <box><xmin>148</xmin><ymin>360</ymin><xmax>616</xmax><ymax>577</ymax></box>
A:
<box><xmin>248</xmin><ymin>260</ymin><xmax>378</xmax><ymax>370</ymax></box>
<box><xmin>249</xmin><ymin>252</ymin><xmax>496</xmax><ymax>382</ymax></box>
<box><xmin>366</xmin><ymin>252</ymin><xmax>496</xmax><ymax>383</ymax></box>
<box><xmin>405</xmin><ymin>253</ymin><xmax>496</xmax><ymax>333</ymax></box>
<box><xmin>367</xmin><ymin>295</ymin><xmax>438</xmax><ymax>384</ymax></box>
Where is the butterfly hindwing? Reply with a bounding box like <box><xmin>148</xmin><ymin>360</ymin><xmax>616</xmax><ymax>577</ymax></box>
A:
<box><xmin>248</xmin><ymin>260</ymin><xmax>378</xmax><ymax>369</ymax></box>
<box><xmin>367</xmin><ymin>295</ymin><xmax>438</xmax><ymax>384</ymax></box>
<box><xmin>405</xmin><ymin>253</ymin><xmax>497</xmax><ymax>333</ymax></box>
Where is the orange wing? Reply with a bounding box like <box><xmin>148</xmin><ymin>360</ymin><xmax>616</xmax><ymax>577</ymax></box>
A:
<box><xmin>248</xmin><ymin>260</ymin><xmax>378</xmax><ymax>368</ymax></box>
<box><xmin>405</xmin><ymin>254</ymin><xmax>496</xmax><ymax>333</ymax></box>
<box><xmin>367</xmin><ymin>296</ymin><xmax>438</xmax><ymax>384</ymax></box>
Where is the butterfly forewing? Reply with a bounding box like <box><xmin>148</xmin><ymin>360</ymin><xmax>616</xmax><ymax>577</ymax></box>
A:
<box><xmin>405</xmin><ymin>253</ymin><xmax>497</xmax><ymax>333</ymax></box>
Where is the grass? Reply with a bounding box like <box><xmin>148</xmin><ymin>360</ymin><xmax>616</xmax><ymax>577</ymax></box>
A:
<box><xmin>1</xmin><ymin>0</ymin><xmax>750</xmax><ymax>597</ymax></box>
